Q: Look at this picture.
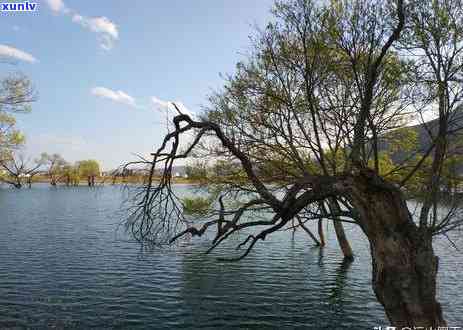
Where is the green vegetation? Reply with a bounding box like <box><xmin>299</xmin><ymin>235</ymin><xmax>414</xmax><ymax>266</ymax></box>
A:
<box><xmin>182</xmin><ymin>196</ymin><xmax>213</xmax><ymax>216</ymax></box>
<box><xmin>38</xmin><ymin>153</ymin><xmax>67</xmax><ymax>186</ymax></box>
<box><xmin>0</xmin><ymin>73</ymin><xmax>36</xmax><ymax>187</ymax></box>
<box><xmin>0</xmin><ymin>74</ymin><xmax>34</xmax><ymax>163</ymax></box>
<box><xmin>77</xmin><ymin>160</ymin><xmax>100</xmax><ymax>186</ymax></box>
<box><xmin>61</xmin><ymin>163</ymin><xmax>81</xmax><ymax>186</ymax></box>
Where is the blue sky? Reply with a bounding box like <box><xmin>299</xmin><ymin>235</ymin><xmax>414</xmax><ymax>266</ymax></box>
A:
<box><xmin>0</xmin><ymin>0</ymin><xmax>274</xmax><ymax>169</ymax></box>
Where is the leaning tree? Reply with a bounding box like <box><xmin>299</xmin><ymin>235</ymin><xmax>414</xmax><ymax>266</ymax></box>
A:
<box><xmin>124</xmin><ymin>0</ymin><xmax>463</xmax><ymax>326</ymax></box>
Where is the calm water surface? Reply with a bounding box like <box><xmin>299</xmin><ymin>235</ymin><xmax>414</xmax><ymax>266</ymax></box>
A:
<box><xmin>0</xmin><ymin>184</ymin><xmax>461</xmax><ymax>329</ymax></box>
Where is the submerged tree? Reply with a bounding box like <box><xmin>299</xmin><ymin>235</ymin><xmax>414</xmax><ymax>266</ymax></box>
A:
<box><xmin>62</xmin><ymin>164</ymin><xmax>80</xmax><ymax>186</ymax></box>
<box><xmin>38</xmin><ymin>153</ymin><xmax>67</xmax><ymax>186</ymax></box>
<box><xmin>124</xmin><ymin>0</ymin><xmax>463</xmax><ymax>326</ymax></box>
<box><xmin>0</xmin><ymin>153</ymin><xmax>41</xmax><ymax>188</ymax></box>
<box><xmin>77</xmin><ymin>160</ymin><xmax>100</xmax><ymax>186</ymax></box>
<box><xmin>0</xmin><ymin>70</ymin><xmax>36</xmax><ymax>187</ymax></box>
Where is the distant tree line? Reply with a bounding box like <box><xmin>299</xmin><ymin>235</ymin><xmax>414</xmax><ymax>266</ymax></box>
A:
<box><xmin>37</xmin><ymin>154</ymin><xmax>100</xmax><ymax>187</ymax></box>
<box><xmin>0</xmin><ymin>152</ymin><xmax>101</xmax><ymax>188</ymax></box>
<box><xmin>0</xmin><ymin>63</ymin><xmax>102</xmax><ymax>189</ymax></box>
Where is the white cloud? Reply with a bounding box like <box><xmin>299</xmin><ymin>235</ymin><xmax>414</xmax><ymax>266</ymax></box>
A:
<box><xmin>151</xmin><ymin>96</ymin><xmax>171</xmax><ymax>110</ymax></box>
<box><xmin>46</xmin><ymin>0</ymin><xmax>118</xmax><ymax>50</ymax></box>
<box><xmin>46</xmin><ymin>0</ymin><xmax>66</xmax><ymax>13</ymax></box>
<box><xmin>72</xmin><ymin>15</ymin><xmax>118</xmax><ymax>50</ymax></box>
<box><xmin>151</xmin><ymin>97</ymin><xmax>195</xmax><ymax>118</ymax></box>
<box><xmin>92</xmin><ymin>87</ymin><xmax>136</xmax><ymax>108</ymax></box>
<box><xmin>0</xmin><ymin>44</ymin><xmax>37</xmax><ymax>63</ymax></box>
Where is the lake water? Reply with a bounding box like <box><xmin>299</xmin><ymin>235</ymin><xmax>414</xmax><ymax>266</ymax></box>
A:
<box><xmin>0</xmin><ymin>184</ymin><xmax>461</xmax><ymax>329</ymax></box>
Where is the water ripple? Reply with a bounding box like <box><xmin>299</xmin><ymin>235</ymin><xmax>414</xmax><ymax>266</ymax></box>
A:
<box><xmin>0</xmin><ymin>185</ymin><xmax>461</xmax><ymax>329</ymax></box>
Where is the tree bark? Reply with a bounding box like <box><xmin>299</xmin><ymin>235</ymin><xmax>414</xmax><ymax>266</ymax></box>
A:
<box><xmin>326</xmin><ymin>199</ymin><xmax>354</xmax><ymax>261</ymax></box>
<box><xmin>419</xmin><ymin>82</ymin><xmax>448</xmax><ymax>228</ymax></box>
<box><xmin>348</xmin><ymin>173</ymin><xmax>446</xmax><ymax>327</ymax></box>
<box><xmin>332</xmin><ymin>218</ymin><xmax>354</xmax><ymax>261</ymax></box>
<box><xmin>50</xmin><ymin>174</ymin><xmax>57</xmax><ymax>186</ymax></box>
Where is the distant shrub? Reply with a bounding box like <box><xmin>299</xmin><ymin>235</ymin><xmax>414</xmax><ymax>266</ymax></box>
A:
<box><xmin>182</xmin><ymin>196</ymin><xmax>212</xmax><ymax>216</ymax></box>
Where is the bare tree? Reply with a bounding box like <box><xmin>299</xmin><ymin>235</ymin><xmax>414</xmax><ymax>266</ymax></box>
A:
<box><xmin>122</xmin><ymin>0</ymin><xmax>463</xmax><ymax>326</ymax></box>
<box><xmin>0</xmin><ymin>153</ymin><xmax>42</xmax><ymax>188</ymax></box>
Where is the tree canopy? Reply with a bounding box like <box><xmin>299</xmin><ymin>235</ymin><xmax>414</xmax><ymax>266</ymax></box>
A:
<box><xmin>77</xmin><ymin>160</ymin><xmax>100</xmax><ymax>177</ymax></box>
<box><xmin>0</xmin><ymin>73</ymin><xmax>34</xmax><ymax>162</ymax></box>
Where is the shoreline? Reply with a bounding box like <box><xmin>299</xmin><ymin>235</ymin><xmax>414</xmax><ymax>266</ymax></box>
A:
<box><xmin>23</xmin><ymin>175</ymin><xmax>202</xmax><ymax>186</ymax></box>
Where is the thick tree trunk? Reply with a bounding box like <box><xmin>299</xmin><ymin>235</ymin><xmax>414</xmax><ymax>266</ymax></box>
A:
<box><xmin>348</xmin><ymin>173</ymin><xmax>446</xmax><ymax>327</ymax></box>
